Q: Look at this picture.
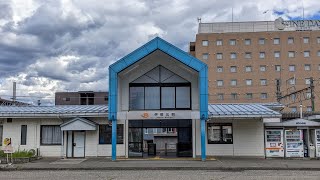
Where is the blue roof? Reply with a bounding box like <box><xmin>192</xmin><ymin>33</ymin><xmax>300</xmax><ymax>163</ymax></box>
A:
<box><xmin>208</xmin><ymin>104</ymin><xmax>281</xmax><ymax>118</ymax></box>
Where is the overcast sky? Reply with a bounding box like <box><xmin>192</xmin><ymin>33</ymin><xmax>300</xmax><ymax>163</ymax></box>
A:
<box><xmin>0</xmin><ymin>0</ymin><xmax>319</xmax><ymax>105</ymax></box>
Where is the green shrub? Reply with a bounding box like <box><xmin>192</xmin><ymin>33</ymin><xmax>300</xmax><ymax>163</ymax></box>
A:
<box><xmin>12</xmin><ymin>149</ymin><xmax>35</xmax><ymax>158</ymax></box>
<box><xmin>0</xmin><ymin>150</ymin><xmax>5</xmax><ymax>157</ymax></box>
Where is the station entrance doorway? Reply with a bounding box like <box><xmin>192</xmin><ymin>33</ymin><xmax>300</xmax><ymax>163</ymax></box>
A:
<box><xmin>128</xmin><ymin>119</ymin><xmax>192</xmax><ymax>158</ymax></box>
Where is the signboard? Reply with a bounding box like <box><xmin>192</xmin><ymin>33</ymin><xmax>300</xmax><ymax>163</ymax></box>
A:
<box><xmin>126</xmin><ymin>110</ymin><xmax>193</xmax><ymax>120</ymax></box>
<box><xmin>275</xmin><ymin>17</ymin><xmax>320</xmax><ymax>31</ymax></box>
<box><xmin>2</xmin><ymin>138</ymin><xmax>13</xmax><ymax>153</ymax></box>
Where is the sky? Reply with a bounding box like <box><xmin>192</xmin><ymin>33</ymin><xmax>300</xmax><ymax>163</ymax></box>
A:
<box><xmin>0</xmin><ymin>0</ymin><xmax>319</xmax><ymax>106</ymax></box>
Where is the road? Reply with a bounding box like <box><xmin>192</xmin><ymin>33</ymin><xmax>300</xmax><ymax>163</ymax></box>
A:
<box><xmin>1</xmin><ymin>170</ymin><xmax>320</xmax><ymax>180</ymax></box>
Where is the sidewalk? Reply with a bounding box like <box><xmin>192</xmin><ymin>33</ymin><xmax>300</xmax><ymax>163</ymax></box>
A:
<box><xmin>2</xmin><ymin>157</ymin><xmax>320</xmax><ymax>171</ymax></box>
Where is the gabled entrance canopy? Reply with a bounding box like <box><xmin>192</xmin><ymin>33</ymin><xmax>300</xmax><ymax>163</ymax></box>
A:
<box><xmin>60</xmin><ymin>117</ymin><xmax>97</xmax><ymax>131</ymax></box>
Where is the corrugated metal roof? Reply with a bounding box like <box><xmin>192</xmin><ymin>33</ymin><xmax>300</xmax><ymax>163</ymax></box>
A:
<box><xmin>208</xmin><ymin>104</ymin><xmax>281</xmax><ymax>118</ymax></box>
<box><xmin>0</xmin><ymin>105</ymin><xmax>108</xmax><ymax>118</ymax></box>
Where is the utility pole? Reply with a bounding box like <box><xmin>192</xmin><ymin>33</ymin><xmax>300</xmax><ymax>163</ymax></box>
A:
<box><xmin>310</xmin><ymin>77</ymin><xmax>315</xmax><ymax>112</ymax></box>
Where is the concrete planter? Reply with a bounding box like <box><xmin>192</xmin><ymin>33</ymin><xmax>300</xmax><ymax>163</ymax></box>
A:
<box><xmin>0</xmin><ymin>156</ymin><xmax>40</xmax><ymax>164</ymax></box>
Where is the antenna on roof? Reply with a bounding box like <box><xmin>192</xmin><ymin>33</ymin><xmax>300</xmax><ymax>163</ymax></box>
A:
<box><xmin>302</xmin><ymin>0</ymin><xmax>305</xmax><ymax>20</ymax></box>
<box><xmin>232</xmin><ymin>7</ymin><xmax>234</xmax><ymax>23</ymax></box>
<box><xmin>197</xmin><ymin>17</ymin><xmax>201</xmax><ymax>23</ymax></box>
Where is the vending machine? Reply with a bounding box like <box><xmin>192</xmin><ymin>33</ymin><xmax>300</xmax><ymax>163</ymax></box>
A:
<box><xmin>265</xmin><ymin>130</ymin><xmax>284</xmax><ymax>157</ymax></box>
<box><xmin>316</xmin><ymin>129</ymin><xmax>320</xmax><ymax>157</ymax></box>
<box><xmin>285</xmin><ymin>129</ymin><xmax>304</xmax><ymax>158</ymax></box>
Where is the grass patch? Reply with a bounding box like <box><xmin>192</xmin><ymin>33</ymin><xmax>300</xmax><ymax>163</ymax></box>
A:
<box><xmin>0</xmin><ymin>149</ymin><xmax>35</xmax><ymax>158</ymax></box>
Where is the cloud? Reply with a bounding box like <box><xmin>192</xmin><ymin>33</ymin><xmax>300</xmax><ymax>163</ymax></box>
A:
<box><xmin>0</xmin><ymin>0</ymin><xmax>319</xmax><ymax>105</ymax></box>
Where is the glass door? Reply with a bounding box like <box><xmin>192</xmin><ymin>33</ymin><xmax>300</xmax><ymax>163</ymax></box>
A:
<box><xmin>177</xmin><ymin>128</ymin><xmax>192</xmax><ymax>157</ymax></box>
<box><xmin>128</xmin><ymin>128</ymin><xmax>143</xmax><ymax>157</ymax></box>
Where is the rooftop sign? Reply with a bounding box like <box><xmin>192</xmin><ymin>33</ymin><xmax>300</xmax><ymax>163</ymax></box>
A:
<box><xmin>275</xmin><ymin>17</ymin><xmax>320</xmax><ymax>31</ymax></box>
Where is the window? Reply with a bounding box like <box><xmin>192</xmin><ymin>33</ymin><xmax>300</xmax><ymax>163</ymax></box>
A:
<box><xmin>231</xmin><ymin>93</ymin><xmax>238</xmax><ymax>100</ymax></box>
<box><xmin>246</xmin><ymin>79</ymin><xmax>252</xmax><ymax>86</ymax></box>
<box><xmin>245</xmin><ymin>39</ymin><xmax>251</xmax><ymax>45</ymax></box>
<box><xmin>63</xmin><ymin>97</ymin><xmax>70</xmax><ymax>101</ymax></box>
<box><xmin>260</xmin><ymin>65</ymin><xmax>266</xmax><ymax>72</ymax></box>
<box><xmin>261</xmin><ymin>93</ymin><xmax>268</xmax><ymax>99</ymax></box>
<box><xmin>230</xmin><ymin>52</ymin><xmax>237</xmax><ymax>59</ymax></box>
<box><xmin>246</xmin><ymin>93</ymin><xmax>253</xmax><ymax>100</ymax></box>
<box><xmin>229</xmin><ymin>39</ymin><xmax>236</xmax><ymax>45</ymax></box>
<box><xmin>21</xmin><ymin>125</ymin><xmax>27</xmax><ymax>145</ymax></box>
<box><xmin>216</xmin><ymin>39</ymin><xmax>223</xmax><ymax>46</ymax></box>
<box><xmin>259</xmin><ymin>52</ymin><xmax>265</xmax><ymax>59</ymax></box>
<box><xmin>306</xmin><ymin>92</ymin><xmax>312</xmax><ymax>99</ymax></box>
<box><xmin>202</xmin><ymin>40</ymin><xmax>208</xmax><ymax>46</ymax></box>
<box><xmin>274</xmin><ymin>51</ymin><xmax>280</xmax><ymax>58</ymax></box>
<box><xmin>207</xmin><ymin>124</ymin><xmax>233</xmax><ymax>144</ymax></box>
<box><xmin>230</xmin><ymin>79</ymin><xmax>237</xmax><ymax>86</ymax></box>
<box><xmin>318</xmin><ymin>51</ymin><xmax>320</xmax><ymax>57</ymax></box>
<box><xmin>291</xmin><ymin>94</ymin><xmax>296</xmax><ymax>101</ymax></box>
<box><xmin>104</xmin><ymin>96</ymin><xmax>108</xmax><ymax>101</ymax></box>
<box><xmin>217</xmin><ymin>66</ymin><xmax>223</xmax><ymax>72</ymax></box>
<box><xmin>217</xmin><ymin>80</ymin><xmax>223</xmax><ymax>87</ymax></box>
<box><xmin>288</xmin><ymin>51</ymin><xmax>295</xmax><ymax>58</ymax></box>
<box><xmin>288</xmin><ymin>37</ymin><xmax>294</xmax><ymax>44</ymax></box>
<box><xmin>245</xmin><ymin>52</ymin><xmax>252</xmax><ymax>59</ymax></box>
<box><xmin>41</xmin><ymin>126</ymin><xmax>62</xmax><ymax>145</ymax></box>
<box><xmin>0</xmin><ymin>126</ymin><xmax>2</xmax><ymax>146</ymax></box>
<box><xmin>275</xmin><ymin>65</ymin><xmax>281</xmax><ymax>72</ymax></box>
<box><xmin>273</xmin><ymin>38</ymin><xmax>280</xmax><ymax>44</ymax></box>
<box><xmin>303</xmin><ymin>37</ymin><xmax>309</xmax><ymax>44</ymax></box>
<box><xmin>318</xmin><ymin>64</ymin><xmax>320</xmax><ymax>71</ymax></box>
<box><xmin>307</xmin><ymin>106</ymin><xmax>312</xmax><ymax>112</ymax></box>
<box><xmin>317</xmin><ymin>37</ymin><xmax>320</xmax><ymax>44</ymax></box>
<box><xmin>202</xmin><ymin>53</ymin><xmax>208</xmax><ymax>60</ymax></box>
<box><xmin>99</xmin><ymin>124</ymin><xmax>123</xmax><ymax>144</ymax></box>
<box><xmin>290</xmin><ymin>106</ymin><xmax>297</xmax><ymax>112</ymax></box>
<box><xmin>305</xmin><ymin>64</ymin><xmax>311</xmax><ymax>71</ymax></box>
<box><xmin>217</xmin><ymin>93</ymin><xmax>224</xmax><ymax>100</ymax></box>
<box><xmin>260</xmin><ymin>79</ymin><xmax>267</xmax><ymax>86</ymax></box>
<box><xmin>216</xmin><ymin>53</ymin><xmax>223</xmax><ymax>60</ymax></box>
<box><xmin>289</xmin><ymin>78</ymin><xmax>296</xmax><ymax>85</ymax></box>
<box><xmin>305</xmin><ymin>78</ymin><xmax>311</xmax><ymax>85</ymax></box>
<box><xmin>304</xmin><ymin>51</ymin><xmax>310</xmax><ymax>57</ymax></box>
<box><xmin>245</xmin><ymin>66</ymin><xmax>252</xmax><ymax>72</ymax></box>
<box><xmin>289</xmin><ymin>65</ymin><xmax>295</xmax><ymax>72</ymax></box>
<box><xmin>230</xmin><ymin>66</ymin><xmax>237</xmax><ymax>73</ymax></box>
<box><xmin>259</xmin><ymin>38</ymin><xmax>265</xmax><ymax>45</ymax></box>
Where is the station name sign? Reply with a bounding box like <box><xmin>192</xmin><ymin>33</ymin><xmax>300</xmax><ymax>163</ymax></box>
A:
<box><xmin>275</xmin><ymin>17</ymin><xmax>320</xmax><ymax>31</ymax></box>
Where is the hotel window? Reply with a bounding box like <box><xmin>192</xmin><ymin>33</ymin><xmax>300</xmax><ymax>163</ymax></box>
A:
<box><xmin>289</xmin><ymin>78</ymin><xmax>296</xmax><ymax>85</ymax></box>
<box><xmin>317</xmin><ymin>37</ymin><xmax>320</xmax><ymax>44</ymax></box>
<box><xmin>217</xmin><ymin>93</ymin><xmax>224</xmax><ymax>100</ymax></box>
<box><xmin>231</xmin><ymin>93</ymin><xmax>238</xmax><ymax>100</ymax></box>
<box><xmin>202</xmin><ymin>40</ymin><xmax>208</xmax><ymax>46</ymax></box>
<box><xmin>207</xmin><ymin>123</ymin><xmax>233</xmax><ymax>144</ymax></box>
<box><xmin>291</xmin><ymin>94</ymin><xmax>296</xmax><ymax>101</ymax></box>
<box><xmin>288</xmin><ymin>51</ymin><xmax>295</xmax><ymax>58</ymax></box>
<box><xmin>230</xmin><ymin>79</ymin><xmax>237</xmax><ymax>86</ymax></box>
<box><xmin>260</xmin><ymin>79</ymin><xmax>267</xmax><ymax>86</ymax></box>
<box><xmin>99</xmin><ymin>124</ymin><xmax>124</xmax><ymax>144</ymax></box>
<box><xmin>303</xmin><ymin>37</ymin><xmax>309</xmax><ymax>44</ymax></box>
<box><xmin>290</xmin><ymin>106</ymin><xmax>297</xmax><ymax>112</ymax></box>
<box><xmin>40</xmin><ymin>125</ymin><xmax>62</xmax><ymax>145</ymax></box>
<box><xmin>230</xmin><ymin>66</ymin><xmax>237</xmax><ymax>73</ymax></box>
<box><xmin>275</xmin><ymin>65</ymin><xmax>281</xmax><ymax>72</ymax></box>
<box><xmin>229</xmin><ymin>39</ymin><xmax>236</xmax><ymax>45</ymax></box>
<box><xmin>230</xmin><ymin>52</ymin><xmax>237</xmax><ymax>59</ymax></box>
<box><xmin>273</xmin><ymin>38</ymin><xmax>280</xmax><ymax>45</ymax></box>
<box><xmin>259</xmin><ymin>52</ymin><xmax>265</xmax><ymax>59</ymax></box>
<box><xmin>289</xmin><ymin>65</ymin><xmax>295</xmax><ymax>72</ymax></box>
<box><xmin>21</xmin><ymin>125</ymin><xmax>27</xmax><ymax>145</ymax></box>
<box><xmin>245</xmin><ymin>66</ymin><xmax>252</xmax><ymax>72</ymax></box>
<box><xmin>216</xmin><ymin>39</ymin><xmax>223</xmax><ymax>46</ymax></box>
<box><xmin>261</xmin><ymin>93</ymin><xmax>268</xmax><ymax>99</ymax></box>
<box><xmin>202</xmin><ymin>53</ymin><xmax>208</xmax><ymax>60</ymax></box>
<box><xmin>307</xmin><ymin>106</ymin><xmax>312</xmax><ymax>112</ymax></box>
<box><xmin>306</xmin><ymin>92</ymin><xmax>312</xmax><ymax>99</ymax></box>
<box><xmin>305</xmin><ymin>78</ymin><xmax>311</xmax><ymax>85</ymax></box>
<box><xmin>246</xmin><ymin>79</ymin><xmax>252</xmax><ymax>86</ymax></box>
<box><xmin>217</xmin><ymin>66</ymin><xmax>223</xmax><ymax>72</ymax></box>
<box><xmin>304</xmin><ymin>51</ymin><xmax>310</xmax><ymax>57</ymax></box>
<box><xmin>260</xmin><ymin>65</ymin><xmax>266</xmax><ymax>72</ymax></box>
<box><xmin>245</xmin><ymin>39</ymin><xmax>251</xmax><ymax>45</ymax></box>
<box><xmin>259</xmin><ymin>38</ymin><xmax>265</xmax><ymax>45</ymax></box>
<box><xmin>288</xmin><ymin>37</ymin><xmax>294</xmax><ymax>44</ymax></box>
<box><xmin>245</xmin><ymin>52</ymin><xmax>252</xmax><ymax>59</ymax></box>
<box><xmin>217</xmin><ymin>80</ymin><xmax>224</xmax><ymax>87</ymax></box>
<box><xmin>318</xmin><ymin>51</ymin><xmax>320</xmax><ymax>57</ymax></box>
<box><xmin>246</xmin><ymin>93</ymin><xmax>253</xmax><ymax>100</ymax></box>
<box><xmin>305</xmin><ymin>64</ymin><xmax>311</xmax><ymax>71</ymax></box>
<box><xmin>274</xmin><ymin>51</ymin><xmax>280</xmax><ymax>58</ymax></box>
<box><xmin>216</xmin><ymin>53</ymin><xmax>223</xmax><ymax>60</ymax></box>
<box><xmin>318</xmin><ymin>64</ymin><xmax>320</xmax><ymax>71</ymax></box>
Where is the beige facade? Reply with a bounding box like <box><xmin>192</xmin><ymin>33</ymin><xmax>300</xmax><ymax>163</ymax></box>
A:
<box><xmin>191</xmin><ymin>21</ymin><xmax>320</xmax><ymax>112</ymax></box>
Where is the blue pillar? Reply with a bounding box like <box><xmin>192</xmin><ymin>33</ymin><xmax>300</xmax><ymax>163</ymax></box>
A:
<box><xmin>201</xmin><ymin>116</ymin><xmax>206</xmax><ymax>161</ymax></box>
<box><xmin>111</xmin><ymin>116</ymin><xmax>117</xmax><ymax>161</ymax></box>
